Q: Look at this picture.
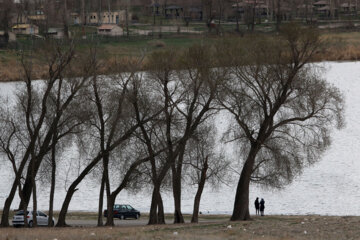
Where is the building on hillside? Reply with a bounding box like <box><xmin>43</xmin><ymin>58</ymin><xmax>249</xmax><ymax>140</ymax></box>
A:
<box><xmin>164</xmin><ymin>5</ymin><xmax>183</xmax><ymax>18</ymax></box>
<box><xmin>340</xmin><ymin>2</ymin><xmax>356</xmax><ymax>13</ymax></box>
<box><xmin>188</xmin><ymin>7</ymin><xmax>203</xmax><ymax>20</ymax></box>
<box><xmin>87</xmin><ymin>11</ymin><xmax>130</xmax><ymax>25</ymax></box>
<box><xmin>28</xmin><ymin>14</ymin><xmax>46</xmax><ymax>21</ymax></box>
<box><xmin>97</xmin><ymin>24</ymin><xmax>123</xmax><ymax>36</ymax></box>
<box><xmin>12</xmin><ymin>24</ymin><xmax>39</xmax><ymax>35</ymax></box>
<box><xmin>70</xmin><ymin>12</ymin><xmax>81</xmax><ymax>25</ymax></box>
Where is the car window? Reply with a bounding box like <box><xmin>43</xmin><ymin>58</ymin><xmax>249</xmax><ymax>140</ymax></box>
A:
<box><xmin>121</xmin><ymin>206</ymin><xmax>126</xmax><ymax>211</ymax></box>
<box><xmin>38</xmin><ymin>211</ymin><xmax>47</xmax><ymax>217</ymax></box>
<box><xmin>114</xmin><ymin>205</ymin><xmax>120</xmax><ymax>209</ymax></box>
<box><xmin>126</xmin><ymin>205</ymin><xmax>133</xmax><ymax>210</ymax></box>
<box><xmin>15</xmin><ymin>211</ymin><xmax>29</xmax><ymax>216</ymax></box>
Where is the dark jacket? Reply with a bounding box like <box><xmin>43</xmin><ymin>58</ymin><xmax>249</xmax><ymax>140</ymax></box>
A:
<box><xmin>260</xmin><ymin>199</ymin><xmax>265</xmax><ymax>211</ymax></box>
<box><xmin>254</xmin><ymin>198</ymin><xmax>259</xmax><ymax>209</ymax></box>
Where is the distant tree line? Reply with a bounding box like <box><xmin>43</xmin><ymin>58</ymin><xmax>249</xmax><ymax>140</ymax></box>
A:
<box><xmin>0</xmin><ymin>23</ymin><xmax>344</xmax><ymax>227</ymax></box>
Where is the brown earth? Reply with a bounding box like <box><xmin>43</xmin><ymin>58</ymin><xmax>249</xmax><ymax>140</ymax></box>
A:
<box><xmin>0</xmin><ymin>215</ymin><xmax>359</xmax><ymax>240</ymax></box>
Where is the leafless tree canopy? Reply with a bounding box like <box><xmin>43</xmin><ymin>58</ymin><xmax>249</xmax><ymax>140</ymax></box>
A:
<box><xmin>217</xmin><ymin>23</ymin><xmax>344</xmax><ymax>221</ymax></box>
<box><xmin>0</xmin><ymin>24</ymin><xmax>345</xmax><ymax>226</ymax></box>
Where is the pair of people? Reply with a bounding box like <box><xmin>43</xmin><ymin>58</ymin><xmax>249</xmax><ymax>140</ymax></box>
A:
<box><xmin>254</xmin><ymin>197</ymin><xmax>265</xmax><ymax>216</ymax></box>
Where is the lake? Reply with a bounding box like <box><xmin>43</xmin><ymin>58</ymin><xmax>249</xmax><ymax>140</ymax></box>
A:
<box><xmin>1</xmin><ymin>61</ymin><xmax>360</xmax><ymax>216</ymax></box>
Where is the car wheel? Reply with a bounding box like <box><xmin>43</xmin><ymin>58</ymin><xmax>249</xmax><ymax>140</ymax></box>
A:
<box><xmin>135</xmin><ymin>214</ymin><xmax>139</xmax><ymax>219</ymax></box>
<box><xmin>120</xmin><ymin>215</ymin><xmax>125</xmax><ymax>220</ymax></box>
<box><xmin>28</xmin><ymin>221</ymin><xmax>33</xmax><ymax>228</ymax></box>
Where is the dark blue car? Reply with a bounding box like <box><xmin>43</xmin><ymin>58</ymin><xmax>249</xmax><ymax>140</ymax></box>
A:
<box><xmin>104</xmin><ymin>204</ymin><xmax>140</xmax><ymax>220</ymax></box>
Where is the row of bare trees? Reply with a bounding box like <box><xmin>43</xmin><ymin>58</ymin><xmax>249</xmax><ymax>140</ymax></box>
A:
<box><xmin>0</xmin><ymin>23</ymin><xmax>344</xmax><ymax>227</ymax></box>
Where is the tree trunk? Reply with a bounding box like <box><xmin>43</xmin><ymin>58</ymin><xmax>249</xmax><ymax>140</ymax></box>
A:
<box><xmin>18</xmin><ymin>183</ymin><xmax>28</xmax><ymax>227</ymax></box>
<box><xmin>31</xmin><ymin>155</ymin><xmax>38</xmax><ymax>227</ymax></box>
<box><xmin>1</xmin><ymin>155</ymin><xmax>29</xmax><ymax>227</ymax></box>
<box><xmin>191</xmin><ymin>158</ymin><xmax>208</xmax><ymax>223</ymax></box>
<box><xmin>148</xmin><ymin>186</ymin><xmax>159</xmax><ymax>224</ymax></box>
<box><xmin>0</xmin><ymin>183</ymin><xmax>17</xmax><ymax>227</ymax></box>
<box><xmin>97</xmin><ymin>174</ymin><xmax>105</xmax><ymax>226</ymax></box>
<box><xmin>56</xmin><ymin>184</ymin><xmax>77</xmax><ymax>227</ymax></box>
<box><xmin>172</xmin><ymin>186</ymin><xmax>184</xmax><ymax>223</ymax></box>
<box><xmin>18</xmin><ymin>166</ymin><xmax>33</xmax><ymax>209</ymax></box>
<box><xmin>81</xmin><ymin>0</ymin><xmax>85</xmax><ymax>25</ymax></box>
<box><xmin>157</xmin><ymin>192</ymin><xmax>165</xmax><ymax>224</ymax></box>
<box><xmin>231</xmin><ymin>145</ymin><xmax>258</xmax><ymax>221</ymax></box>
<box><xmin>275</xmin><ymin>0</ymin><xmax>281</xmax><ymax>32</ymax></box>
<box><xmin>63</xmin><ymin>0</ymin><xmax>69</xmax><ymax>39</ymax></box>
<box><xmin>235</xmin><ymin>1</ymin><xmax>240</xmax><ymax>32</ymax></box>
<box><xmin>105</xmin><ymin>195</ymin><xmax>115</xmax><ymax>226</ymax></box>
<box><xmin>125</xmin><ymin>0</ymin><xmax>129</xmax><ymax>37</ymax></box>
<box><xmin>172</xmin><ymin>166</ymin><xmax>184</xmax><ymax>223</ymax></box>
<box><xmin>31</xmin><ymin>177</ymin><xmax>38</xmax><ymax>227</ymax></box>
<box><xmin>48</xmin><ymin>135</ymin><xmax>56</xmax><ymax>226</ymax></box>
<box><xmin>56</xmin><ymin>155</ymin><xmax>102</xmax><ymax>227</ymax></box>
<box><xmin>98</xmin><ymin>0</ymin><xmax>102</xmax><ymax>25</ymax></box>
<box><xmin>148</xmin><ymin>184</ymin><xmax>165</xmax><ymax>225</ymax></box>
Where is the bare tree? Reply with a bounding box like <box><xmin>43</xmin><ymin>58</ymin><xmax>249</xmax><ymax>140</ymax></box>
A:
<box><xmin>16</xmin><ymin>41</ymin><xmax>96</xmax><ymax>213</ymax></box>
<box><xmin>202</xmin><ymin>0</ymin><xmax>215</xmax><ymax>32</ymax></box>
<box><xmin>62</xmin><ymin>0</ymin><xmax>70</xmax><ymax>39</ymax></box>
<box><xmin>219</xmin><ymin>24</ymin><xmax>344</xmax><ymax>221</ymax></box>
<box><xmin>0</xmin><ymin>0</ymin><xmax>14</xmax><ymax>46</ymax></box>
<box><xmin>138</xmin><ymin>44</ymin><xmax>228</xmax><ymax>224</ymax></box>
<box><xmin>170</xmin><ymin>44</ymin><xmax>229</xmax><ymax>224</ymax></box>
<box><xmin>55</xmin><ymin>57</ymin><xmax>162</xmax><ymax>227</ymax></box>
<box><xmin>183</xmin><ymin>124</ymin><xmax>230</xmax><ymax>223</ymax></box>
<box><xmin>0</xmin><ymin>41</ymin><xmax>85</xmax><ymax>227</ymax></box>
<box><xmin>84</xmin><ymin>57</ymin><xmax>161</xmax><ymax>227</ymax></box>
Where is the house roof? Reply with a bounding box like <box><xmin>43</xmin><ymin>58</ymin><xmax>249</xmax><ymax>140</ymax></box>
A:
<box><xmin>28</xmin><ymin>15</ymin><xmax>46</xmax><ymax>20</ymax></box>
<box><xmin>297</xmin><ymin>4</ymin><xmax>313</xmax><ymax>9</ymax></box>
<box><xmin>313</xmin><ymin>1</ymin><xmax>329</xmax><ymax>6</ymax></box>
<box><xmin>317</xmin><ymin>6</ymin><xmax>331</xmax><ymax>10</ymax></box>
<box><xmin>12</xmin><ymin>24</ymin><xmax>38</xmax><ymax>29</ymax></box>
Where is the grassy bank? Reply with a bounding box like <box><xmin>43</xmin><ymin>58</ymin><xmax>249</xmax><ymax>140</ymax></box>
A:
<box><xmin>1</xmin><ymin>29</ymin><xmax>360</xmax><ymax>82</ymax></box>
<box><xmin>0</xmin><ymin>215</ymin><xmax>359</xmax><ymax>240</ymax></box>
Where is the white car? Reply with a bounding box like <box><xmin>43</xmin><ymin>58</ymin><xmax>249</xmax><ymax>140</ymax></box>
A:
<box><xmin>12</xmin><ymin>210</ymin><xmax>55</xmax><ymax>227</ymax></box>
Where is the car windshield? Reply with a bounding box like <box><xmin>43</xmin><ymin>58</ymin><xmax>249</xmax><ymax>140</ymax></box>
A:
<box><xmin>15</xmin><ymin>211</ymin><xmax>30</xmax><ymax>216</ymax></box>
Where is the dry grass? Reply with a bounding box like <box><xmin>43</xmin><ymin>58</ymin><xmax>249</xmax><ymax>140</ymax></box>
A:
<box><xmin>314</xmin><ymin>31</ymin><xmax>360</xmax><ymax>61</ymax></box>
<box><xmin>0</xmin><ymin>215</ymin><xmax>359</xmax><ymax>240</ymax></box>
<box><xmin>2</xmin><ymin>30</ymin><xmax>360</xmax><ymax>82</ymax></box>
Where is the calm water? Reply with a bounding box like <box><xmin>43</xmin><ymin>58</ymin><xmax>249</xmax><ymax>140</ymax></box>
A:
<box><xmin>1</xmin><ymin>62</ymin><xmax>360</xmax><ymax>216</ymax></box>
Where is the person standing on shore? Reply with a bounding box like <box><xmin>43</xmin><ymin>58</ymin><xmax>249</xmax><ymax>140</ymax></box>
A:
<box><xmin>254</xmin><ymin>197</ymin><xmax>260</xmax><ymax>215</ymax></box>
<box><xmin>260</xmin><ymin>198</ymin><xmax>265</xmax><ymax>216</ymax></box>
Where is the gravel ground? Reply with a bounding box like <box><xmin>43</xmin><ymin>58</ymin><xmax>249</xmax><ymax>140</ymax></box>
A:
<box><xmin>1</xmin><ymin>215</ymin><xmax>360</xmax><ymax>240</ymax></box>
